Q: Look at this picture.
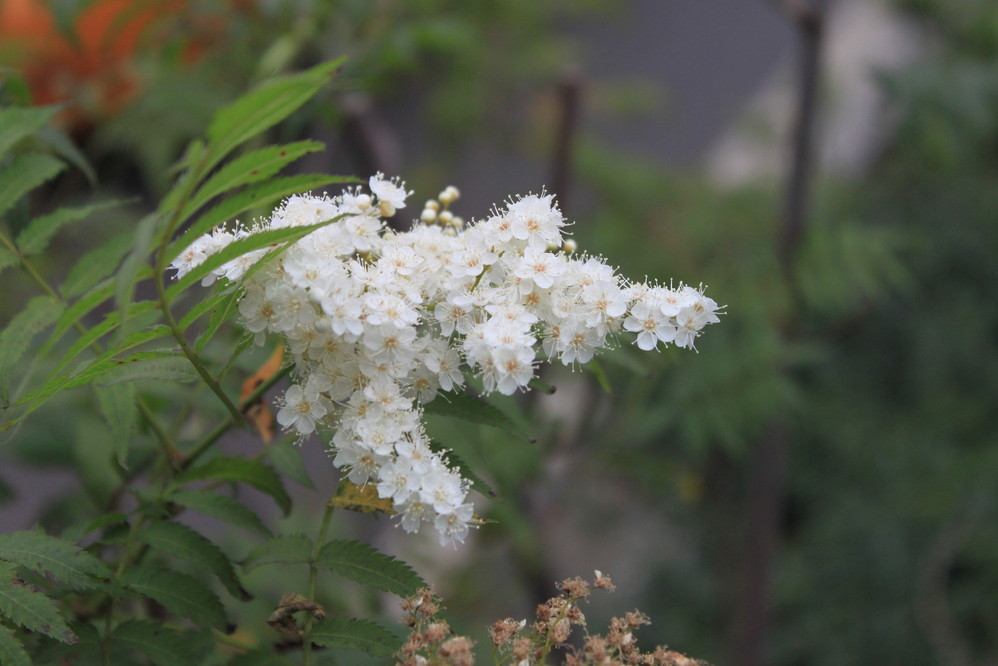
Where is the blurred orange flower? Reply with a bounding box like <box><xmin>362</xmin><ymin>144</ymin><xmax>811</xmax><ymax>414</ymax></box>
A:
<box><xmin>0</xmin><ymin>0</ymin><xmax>229</xmax><ymax>129</ymax></box>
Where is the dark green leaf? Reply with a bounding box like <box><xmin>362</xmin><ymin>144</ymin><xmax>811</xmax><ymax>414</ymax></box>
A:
<box><xmin>308</xmin><ymin>617</ymin><xmax>400</xmax><ymax>657</ymax></box>
<box><xmin>314</xmin><ymin>540</ymin><xmax>424</xmax><ymax>597</ymax></box>
<box><xmin>203</xmin><ymin>60</ymin><xmax>342</xmax><ymax>173</ymax></box>
<box><xmin>110</xmin><ymin>620</ymin><xmax>197</xmax><ymax>666</ymax></box>
<box><xmin>120</xmin><ymin>566</ymin><xmax>227</xmax><ymax>629</ymax></box>
<box><xmin>164</xmin><ymin>173</ymin><xmax>350</xmax><ymax>265</ymax></box>
<box><xmin>0</xmin><ymin>153</ymin><xmax>65</xmax><ymax>219</ymax></box>
<box><xmin>176</xmin><ymin>457</ymin><xmax>291</xmax><ymax>515</ymax></box>
<box><xmin>0</xmin><ymin>530</ymin><xmax>109</xmax><ymax>590</ymax></box>
<box><xmin>168</xmin><ymin>490</ymin><xmax>272</xmax><ymax>537</ymax></box>
<box><xmin>0</xmin><ymin>296</ymin><xmax>64</xmax><ymax>403</ymax></box>
<box><xmin>93</xmin><ymin>382</ymin><xmax>136</xmax><ymax>468</ymax></box>
<box><xmin>0</xmin><ymin>106</ymin><xmax>58</xmax><ymax>156</ymax></box>
<box><xmin>61</xmin><ymin>231</ymin><xmax>132</xmax><ymax>298</ymax></box>
<box><xmin>424</xmin><ymin>391</ymin><xmax>531</xmax><ymax>442</ymax></box>
<box><xmin>0</xmin><ymin>626</ymin><xmax>31</xmax><ymax>666</ymax></box>
<box><xmin>135</xmin><ymin>521</ymin><xmax>247</xmax><ymax>601</ymax></box>
<box><xmin>15</xmin><ymin>200</ymin><xmax>121</xmax><ymax>256</ymax></box>
<box><xmin>241</xmin><ymin>534</ymin><xmax>311</xmax><ymax>572</ymax></box>
<box><xmin>181</xmin><ymin>140</ymin><xmax>325</xmax><ymax>222</ymax></box>
<box><xmin>0</xmin><ymin>563</ymin><xmax>76</xmax><ymax>643</ymax></box>
<box><xmin>265</xmin><ymin>440</ymin><xmax>315</xmax><ymax>490</ymax></box>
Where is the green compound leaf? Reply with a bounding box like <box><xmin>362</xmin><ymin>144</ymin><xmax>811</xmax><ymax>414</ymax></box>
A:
<box><xmin>168</xmin><ymin>489</ymin><xmax>272</xmax><ymax>537</ymax></box>
<box><xmin>134</xmin><ymin>521</ymin><xmax>248</xmax><ymax>601</ymax></box>
<box><xmin>176</xmin><ymin>457</ymin><xmax>291</xmax><ymax>515</ymax></box>
<box><xmin>0</xmin><ymin>530</ymin><xmax>109</xmax><ymax>590</ymax></box>
<box><xmin>180</xmin><ymin>140</ymin><xmax>325</xmax><ymax>222</ymax></box>
<box><xmin>15</xmin><ymin>200</ymin><xmax>121</xmax><ymax>256</ymax></box>
<box><xmin>164</xmin><ymin>173</ymin><xmax>352</xmax><ymax>266</ymax></box>
<box><xmin>308</xmin><ymin>617</ymin><xmax>401</xmax><ymax>657</ymax></box>
<box><xmin>0</xmin><ymin>296</ymin><xmax>63</xmax><ymax>404</ymax></box>
<box><xmin>241</xmin><ymin>534</ymin><xmax>311</xmax><ymax>572</ymax></box>
<box><xmin>0</xmin><ymin>563</ymin><xmax>76</xmax><ymax>644</ymax></box>
<box><xmin>314</xmin><ymin>540</ymin><xmax>425</xmax><ymax>598</ymax></box>
<box><xmin>110</xmin><ymin>620</ymin><xmax>197</xmax><ymax>666</ymax></box>
<box><xmin>0</xmin><ymin>106</ymin><xmax>59</xmax><ymax>157</ymax></box>
<box><xmin>93</xmin><ymin>382</ymin><xmax>136</xmax><ymax>468</ymax></box>
<box><xmin>0</xmin><ymin>625</ymin><xmax>31</xmax><ymax>666</ymax></box>
<box><xmin>203</xmin><ymin>59</ymin><xmax>343</xmax><ymax>174</ymax></box>
<box><xmin>120</xmin><ymin>566</ymin><xmax>227</xmax><ymax>630</ymax></box>
<box><xmin>424</xmin><ymin>391</ymin><xmax>532</xmax><ymax>442</ymax></box>
<box><xmin>61</xmin><ymin>231</ymin><xmax>133</xmax><ymax>298</ymax></box>
<box><xmin>0</xmin><ymin>152</ymin><xmax>65</xmax><ymax>219</ymax></box>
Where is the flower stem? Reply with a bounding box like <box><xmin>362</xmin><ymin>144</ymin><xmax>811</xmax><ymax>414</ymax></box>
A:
<box><xmin>303</xmin><ymin>502</ymin><xmax>336</xmax><ymax>666</ymax></box>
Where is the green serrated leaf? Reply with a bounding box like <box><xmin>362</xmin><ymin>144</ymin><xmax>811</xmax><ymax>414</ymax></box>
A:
<box><xmin>0</xmin><ymin>246</ymin><xmax>18</xmax><ymax>276</ymax></box>
<box><xmin>0</xmin><ymin>564</ymin><xmax>76</xmax><ymax>643</ymax></box>
<box><xmin>0</xmin><ymin>625</ymin><xmax>31</xmax><ymax>666</ymax></box>
<box><xmin>15</xmin><ymin>200</ymin><xmax>121</xmax><ymax>256</ymax></box>
<box><xmin>180</xmin><ymin>140</ymin><xmax>325</xmax><ymax>222</ymax></box>
<box><xmin>424</xmin><ymin>391</ymin><xmax>532</xmax><ymax>442</ymax></box>
<box><xmin>203</xmin><ymin>59</ymin><xmax>343</xmax><ymax>174</ymax></box>
<box><xmin>308</xmin><ymin>617</ymin><xmax>400</xmax><ymax>657</ymax></box>
<box><xmin>241</xmin><ymin>534</ymin><xmax>311</xmax><ymax>572</ymax></box>
<box><xmin>94</xmin><ymin>382</ymin><xmax>137</xmax><ymax>468</ymax></box>
<box><xmin>0</xmin><ymin>296</ymin><xmax>64</xmax><ymax>403</ymax></box>
<box><xmin>265</xmin><ymin>440</ymin><xmax>315</xmax><ymax>490</ymax></box>
<box><xmin>31</xmin><ymin>621</ymin><xmax>103</xmax><ymax>665</ymax></box>
<box><xmin>9</xmin><ymin>349</ymin><xmax>182</xmax><ymax>428</ymax></box>
<box><xmin>168</xmin><ymin>490</ymin><xmax>272</xmax><ymax>537</ymax></box>
<box><xmin>135</xmin><ymin>522</ymin><xmax>247</xmax><ymax>601</ymax></box>
<box><xmin>176</xmin><ymin>457</ymin><xmax>291</xmax><ymax>515</ymax></box>
<box><xmin>164</xmin><ymin>173</ymin><xmax>351</xmax><ymax>265</ymax></box>
<box><xmin>96</xmin><ymin>352</ymin><xmax>196</xmax><ymax>386</ymax></box>
<box><xmin>314</xmin><ymin>540</ymin><xmax>424</xmax><ymax>597</ymax></box>
<box><xmin>120</xmin><ymin>566</ymin><xmax>227</xmax><ymax>629</ymax></box>
<box><xmin>61</xmin><ymin>513</ymin><xmax>129</xmax><ymax>543</ymax></box>
<box><xmin>38</xmin><ymin>280</ymin><xmax>114</xmax><ymax>358</ymax></box>
<box><xmin>115</xmin><ymin>212</ymin><xmax>159</xmax><ymax>318</ymax></box>
<box><xmin>0</xmin><ymin>106</ymin><xmax>59</xmax><ymax>156</ymax></box>
<box><xmin>110</xmin><ymin>620</ymin><xmax>196</xmax><ymax>666</ymax></box>
<box><xmin>0</xmin><ymin>530</ymin><xmax>110</xmax><ymax>590</ymax></box>
<box><xmin>178</xmin><ymin>285</ymin><xmax>236</xmax><ymax>332</ymax></box>
<box><xmin>61</xmin><ymin>231</ymin><xmax>133</xmax><ymax>298</ymax></box>
<box><xmin>0</xmin><ymin>152</ymin><xmax>65</xmax><ymax>219</ymax></box>
<box><xmin>194</xmin><ymin>288</ymin><xmax>242</xmax><ymax>352</ymax></box>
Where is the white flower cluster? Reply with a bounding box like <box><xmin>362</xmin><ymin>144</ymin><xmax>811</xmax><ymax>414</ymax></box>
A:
<box><xmin>171</xmin><ymin>174</ymin><xmax>721</xmax><ymax>546</ymax></box>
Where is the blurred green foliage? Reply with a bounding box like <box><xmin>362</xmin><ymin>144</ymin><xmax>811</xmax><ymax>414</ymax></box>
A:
<box><xmin>3</xmin><ymin>0</ymin><xmax>998</xmax><ymax>664</ymax></box>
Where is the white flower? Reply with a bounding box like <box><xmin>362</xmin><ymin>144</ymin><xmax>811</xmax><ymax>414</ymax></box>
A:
<box><xmin>623</xmin><ymin>301</ymin><xmax>677</xmax><ymax>351</ymax></box>
<box><xmin>172</xmin><ymin>174</ymin><xmax>721</xmax><ymax>547</ymax></box>
<box><xmin>276</xmin><ymin>383</ymin><xmax>328</xmax><ymax>436</ymax></box>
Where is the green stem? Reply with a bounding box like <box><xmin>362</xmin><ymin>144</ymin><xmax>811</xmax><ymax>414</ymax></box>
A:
<box><xmin>303</xmin><ymin>503</ymin><xmax>336</xmax><ymax>666</ymax></box>
<box><xmin>155</xmin><ymin>269</ymin><xmax>244</xmax><ymax>425</ymax></box>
